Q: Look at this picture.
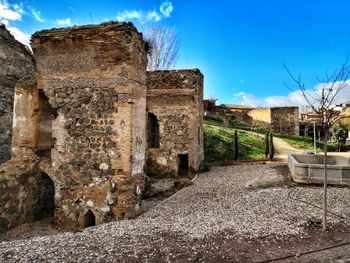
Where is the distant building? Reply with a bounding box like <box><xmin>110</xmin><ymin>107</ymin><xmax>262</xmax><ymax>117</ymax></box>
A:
<box><xmin>203</xmin><ymin>100</ymin><xmax>300</xmax><ymax>135</ymax></box>
<box><xmin>220</xmin><ymin>104</ymin><xmax>256</xmax><ymax>113</ymax></box>
<box><xmin>203</xmin><ymin>99</ymin><xmax>217</xmax><ymax>112</ymax></box>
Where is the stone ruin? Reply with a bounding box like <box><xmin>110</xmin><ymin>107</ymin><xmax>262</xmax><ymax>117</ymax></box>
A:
<box><xmin>146</xmin><ymin>70</ymin><xmax>204</xmax><ymax>178</ymax></box>
<box><xmin>0</xmin><ymin>22</ymin><xmax>204</xmax><ymax>232</ymax></box>
<box><xmin>204</xmin><ymin>100</ymin><xmax>300</xmax><ymax>136</ymax></box>
<box><xmin>0</xmin><ymin>25</ymin><xmax>36</xmax><ymax>162</ymax></box>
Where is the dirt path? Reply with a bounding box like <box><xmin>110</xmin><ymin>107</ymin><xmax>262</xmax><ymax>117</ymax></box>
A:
<box><xmin>271</xmin><ymin>136</ymin><xmax>302</xmax><ymax>159</ymax></box>
<box><xmin>238</xmin><ymin>129</ymin><xmax>302</xmax><ymax>160</ymax></box>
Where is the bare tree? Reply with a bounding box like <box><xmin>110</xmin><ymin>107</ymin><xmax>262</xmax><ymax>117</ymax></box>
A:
<box><xmin>144</xmin><ymin>24</ymin><xmax>180</xmax><ymax>71</ymax></box>
<box><xmin>283</xmin><ymin>59</ymin><xmax>350</xmax><ymax>231</ymax></box>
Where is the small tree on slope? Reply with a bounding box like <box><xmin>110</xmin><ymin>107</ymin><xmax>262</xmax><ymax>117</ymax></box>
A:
<box><xmin>269</xmin><ymin>132</ymin><xmax>274</xmax><ymax>160</ymax></box>
<box><xmin>233</xmin><ymin>129</ymin><xmax>239</xmax><ymax>161</ymax></box>
<box><xmin>265</xmin><ymin>132</ymin><xmax>270</xmax><ymax>158</ymax></box>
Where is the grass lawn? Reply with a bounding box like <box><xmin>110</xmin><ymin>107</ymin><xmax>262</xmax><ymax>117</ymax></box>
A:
<box><xmin>204</xmin><ymin>124</ymin><xmax>265</xmax><ymax>164</ymax></box>
<box><xmin>203</xmin><ymin>115</ymin><xmax>337</xmax><ymax>154</ymax></box>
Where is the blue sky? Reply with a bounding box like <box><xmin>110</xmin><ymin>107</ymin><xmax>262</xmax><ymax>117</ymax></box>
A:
<box><xmin>2</xmin><ymin>0</ymin><xmax>350</xmax><ymax>107</ymax></box>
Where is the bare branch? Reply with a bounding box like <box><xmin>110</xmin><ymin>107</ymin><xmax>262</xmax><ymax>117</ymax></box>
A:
<box><xmin>144</xmin><ymin>24</ymin><xmax>180</xmax><ymax>71</ymax></box>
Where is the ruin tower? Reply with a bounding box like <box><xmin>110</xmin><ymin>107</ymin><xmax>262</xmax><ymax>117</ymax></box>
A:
<box><xmin>0</xmin><ymin>22</ymin><xmax>205</xmax><ymax>232</ymax></box>
<box><xmin>2</xmin><ymin>22</ymin><xmax>147</xmax><ymax>229</ymax></box>
<box><xmin>146</xmin><ymin>70</ymin><xmax>204</xmax><ymax>178</ymax></box>
<box><xmin>0</xmin><ymin>25</ymin><xmax>36</xmax><ymax>163</ymax></box>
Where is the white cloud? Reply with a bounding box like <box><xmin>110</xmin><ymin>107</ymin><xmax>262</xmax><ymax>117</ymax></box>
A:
<box><xmin>6</xmin><ymin>24</ymin><xmax>30</xmax><ymax>46</ymax></box>
<box><xmin>117</xmin><ymin>10</ymin><xmax>143</xmax><ymax>21</ymax></box>
<box><xmin>29</xmin><ymin>7</ymin><xmax>45</xmax><ymax>22</ymax></box>
<box><xmin>13</xmin><ymin>3</ymin><xmax>24</xmax><ymax>14</ymax></box>
<box><xmin>234</xmin><ymin>92</ymin><xmax>265</xmax><ymax>107</ymax></box>
<box><xmin>116</xmin><ymin>1</ymin><xmax>173</xmax><ymax>23</ymax></box>
<box><xmin>234</xmin><ymin>80</ymin><xmax>350</xmax><ymax>111</ymax></box>
<box><xmin>160</xmin><ymin>1</ymin><xmax>173</xmax><ymax>17</ymax></box>
<box><xmin>1</xmin><ymin>19</ymin><xmax>8</xmax><ymax>26</ymax></box>
<box><xmin>0</xmin><ymin>1</ymin><xmax>30</xmax><ymax>46</ymax></box>
<box><xmin>0</xmin><ymin>0</ymin><xmax>22</xmax><ymax>20</ymax></box>
<box><xmin>55</xmin><ymin>18</ymin><xmax>71</xmax><ymax>26</ymax></box>
<box><xmin>146</xmin><ymin>11</ymin><xmax>161</xmax><ymax>22</ymax></box>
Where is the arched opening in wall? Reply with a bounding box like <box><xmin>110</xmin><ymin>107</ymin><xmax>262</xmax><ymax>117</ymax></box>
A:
<box><xmin>32</xmin><ymin>172</ymin><xmax>55</xmax><ymax>220</ymax></box>
<box><xmin>148</xmin><ymin>112</ymin><xmax>160</xmax><ymax>148</ymax></box>
<box><xmin>178</xmin><ymin>154</ymin><xmax>189</xmax><ymax>176</ymax></box>
<box><xmin>83</xmin><ymin>210</ymin><xmax>96</xmax><ymax>228</ymax></box>
<box><xmin>35</xmin><ymin>89</ymin><xmax>57</xmax><ymax>158</ymax></box>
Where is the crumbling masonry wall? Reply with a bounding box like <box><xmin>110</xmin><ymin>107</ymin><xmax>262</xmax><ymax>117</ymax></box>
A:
<box><xmin>0</xmin><ymin>22</ymin><xmax>206</xmax><ymax>232</ymax></box>
<box><xmin>0</xmin><ymin>158</ymin><xmax>54</xmax><ymax>231</ymax></box>
<box><xmin>0</xmin><ymin>77</ymin><xmax>55</xmax><ymax>230</ymax></box>
<box><xmin>32</xmin><ymin>22</ymin><xmax>147</xmax><ymax>228</ymax></box>
<box><xmin>247</xmin><ymin>108</ymin><xmax>271</xmax><ymax>130</ymax></box>
<box><xmin>0</xmin><ymin>22</ymin><xmax>148</xmax><ymax>231</ymax></box>
<box><xmin>146</xmin><ymin>70</ymin><xmax>204</xmax><ymax>178</ymax></box>
<box><xmin>231</xmin><ymin>107</ymin><xmax>299</xmax><ymax>135</ymax></box>
<box><xmin>248</xmin><ymin>107</ymin><xmax>299</xmax><ymax>135</ymax></box>
<box><xmin>0</xmin><ymin>25</ymin><xmax>35</xmax><ymax>162</ymax></box>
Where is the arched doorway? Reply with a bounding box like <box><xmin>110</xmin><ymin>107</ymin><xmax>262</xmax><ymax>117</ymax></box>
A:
<box><xmin>32</xmin><ymin>172</ymin><xmax>55</xmax><ymax>220</ymax></box>
<box><xmin>178</xmin><ymin>154</ymin><xmax>189</xmax><ymax>176</ymax></box>
<box><xmin>148</xmin><ymin>112</ymin><xmax>160</xmax><ymax>148</ymax></box>
<box><xmin>83</xmin><ymin>210</ymin><xmax>96</xmax><ymax>228</ymax></box>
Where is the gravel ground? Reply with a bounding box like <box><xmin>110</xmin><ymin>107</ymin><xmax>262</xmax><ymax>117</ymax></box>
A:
<box><xmin>1</xmin><ymin>163</ymin><xmax>350</xmax><ymax>262</ymax></box>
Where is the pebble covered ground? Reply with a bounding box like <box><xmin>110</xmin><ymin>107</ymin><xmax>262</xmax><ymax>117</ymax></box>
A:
<box><xmin>1</xmin><ymin>164</ymin><xmax>350</xmax><ymax>262</ymax></box>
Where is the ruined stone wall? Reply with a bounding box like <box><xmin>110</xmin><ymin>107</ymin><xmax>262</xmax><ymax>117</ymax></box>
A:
<box><xmin>229</xmin><ymin>111</ymin><xmax>253</xmax><ymax>124</ymax></box>
<box><xmin>146</xmin><ymin>70</ymin><xmax>204</xmax><ymax>178</ymax></box>
<box><xmin>0</xmin><ymin>25</ymin><xmax>35</xmax><ymax>163</ymax></box>
<box><xmin>11</xmin><ymin>77</ymin><xmax>39</xmax><ymax>158</ymax></box>
<box><xmin>0</xmin><ymin>158</ymin><xmax>55</xmax><ymax>231</ymax></box>
<box><xmin>270</xmin><ymin>107</ymin><xmax>299</xmax><ymax>135</ymax></box>
<box><xmin>28</xmin><ymin>22</ymin><xmax>147</xmax><ymax>229</ymax></box>
<box><xmin>248</xmin><ymin>108</ymin><xmax>271</xmax><ymax>130</ymax></box>
<box><xmin>245</xmin><ymin>107</ymin><xmax>299</xmax><ymax>135</ymax></box>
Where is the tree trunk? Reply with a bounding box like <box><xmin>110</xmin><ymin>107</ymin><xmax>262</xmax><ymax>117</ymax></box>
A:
<box><xmin>322</xmin><ymin>129</ymin><xmax>328</xmax><ymax>231</ymax></box>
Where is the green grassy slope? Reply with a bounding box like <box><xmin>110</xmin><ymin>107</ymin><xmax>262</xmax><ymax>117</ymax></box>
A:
<box><xmin>204</xmin><ymin>124</ymin><xmax>265</xmax><ymax>164</ymax></box>
<box><xmin>203</xmin><ymin>116</ymin><xmax>336</xmax><ymax>152</ymax></box>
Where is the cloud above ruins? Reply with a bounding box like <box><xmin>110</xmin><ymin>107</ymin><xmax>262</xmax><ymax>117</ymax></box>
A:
<box><xmin>116</xmin><ymin>1</ymin><xmax>174</xmax><ymax>23</ymax></box>
<box><xmin>0</xmin><ymin>0</ymin><xmax>29</xmax><ymax>46</ymax></box>
<box><xmin>55</xmin><ymin>18</ymin><xmax>72</xmax><ymax>26</ymax></box>
<box><xmin>29</xmin><ymin>7</ymin><xmax>45</xmax><ymax>23</ymax></box>
<box><xmin>29</xmin><ymin>6</ymin><xmax>72</xmax><ymax>26</ymax></box>
<box><xmin>0</xmin><ymin>0</ymin><xmax>75</xmax><ymax>46</ymax></box>
<box><xmin>1</xmin><ymin>0</ymin><xmax>173</xmax><ymax>46</ymax></box>
<box><xmin>160</xmin><ymin>1</ymin><xmax>173</xmax><ymax>17</ymax></box>
<box><xmin>234</xmin><ymin>80</ymin><xmax>350</xmax><ymax>110</ymax></box>
<box><xmin>0</xmin><ymin>1</ymin><xmax>22</xmax><ymax>21</ymax></box>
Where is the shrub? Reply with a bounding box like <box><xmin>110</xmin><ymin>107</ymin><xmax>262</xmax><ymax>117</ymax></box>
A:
<box><xmin>269</xmin><ymin>132</ymin><xmax>274</xmax><ymax>160</ymax></box>
<box><xmin>264</xmin><ymin>132</ymin><xmax>269</xmax><ymax>158</ymax></box>
<box><xmin>233</xmin><ymin>129</ymin><xmax>239</xmax><ymax>161</ymax></box>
